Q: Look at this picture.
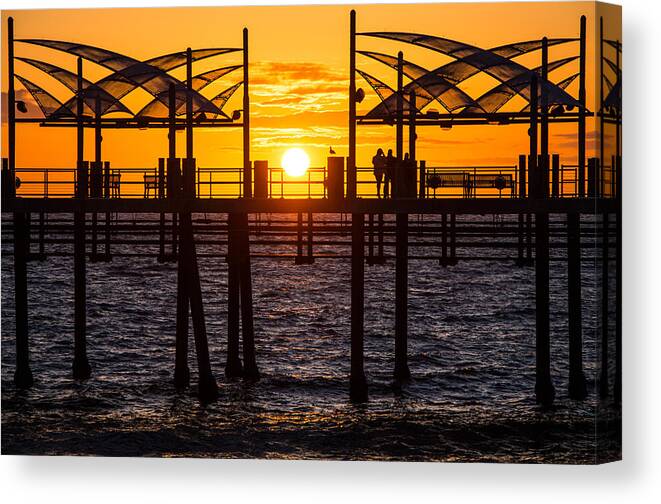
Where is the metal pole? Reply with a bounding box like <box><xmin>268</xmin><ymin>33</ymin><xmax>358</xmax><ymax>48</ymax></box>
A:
<box><xmin>8</xmin><ymin>17</ymin><xmax>16</xmax><ymax>197</ymax></box>
<box><xmin>243</xmin><ymin>28</ymin><xmax>251</xmax><ymax>198</ymax></box>
<box><xmin>396</xmin><ymin>51</ymin><xmax>404</xmax><ymax>198</ymax></box>
<box><xmin>599</xmin><ymin>17</ymin><xmax>604</xmax><ymax>183</ymax></box>
<box><xmin>348</xmin><ymin>10</ymin><xmax>357</xmax><ymax>199</ymax></box>
<box><xmin>541</xmin><ymin>38</ymin><xmax>549</xmax><ymax>198</ymax></box>
<box><xmin>578</xmin><ymin>15</ymin><xmax>586</xmax><ymax>198</ymax></box>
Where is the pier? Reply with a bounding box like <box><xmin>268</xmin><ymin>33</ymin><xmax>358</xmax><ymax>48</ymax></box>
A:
<box><xmin>1</xmin><ymin>11</ymin><xmax>621</xmax><ymax>406</ymax></box>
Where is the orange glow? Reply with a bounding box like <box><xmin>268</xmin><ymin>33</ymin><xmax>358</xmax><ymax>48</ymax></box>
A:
<box><xmin>1</xmin><ymin>3</ymin><xmax>622</xmax><ymax>198</ymax></box>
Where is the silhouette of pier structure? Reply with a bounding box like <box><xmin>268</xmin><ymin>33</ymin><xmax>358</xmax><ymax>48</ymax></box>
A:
<box><xmin>1</xmin><ymin>12</ymin><xmax>621</xmax><ymax>406</ymax></box>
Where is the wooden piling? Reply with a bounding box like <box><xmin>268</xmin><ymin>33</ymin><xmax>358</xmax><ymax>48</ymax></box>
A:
<box><xmin>394</xmin><ymin>212</ymin><xmax>410</xmax><ymax>382</ymax></box>
<box><xmin>350</xmin><ymin>213</ymin><xmax>368</xmax><ymax>402</ymax></box>
<box><xmin>226</xmin><ymin>213</ymin><xmax>243</xmax><ymax>378</ymax></box>
<box><xmin>13</xmin><ymin>211</ymin><xmax>33</xmax><ymax>388</ymax></box>
<box><xmin>185</xmin><ymin>211</ymin><xmax>218</xmax><ymax>402</ymax></box>
<box><xmin>567</xmin><ymin>212</ymin><xmax>587</xmax><ymax>399</ymax></box>
<box><xmin>613</xmin><ymin>39</ymin><xmax>621</xmax><ymax>403</ymax></box>
<box><xmin>239</xmin><ymin>212</ymin><xmax>259</xmax><ymax>379</ymax></box>
<box><xmin>600</xmin><ymin>212</ymin><xmax>609</xmax><ymax>398</ymax></box>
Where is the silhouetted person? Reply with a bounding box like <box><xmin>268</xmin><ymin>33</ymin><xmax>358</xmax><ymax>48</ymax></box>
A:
<box><xmin>372</xmin><ymin>148</ymin><xmax>386</xmax><ymax>198</ymax></box>
<box><xmin>384</xmin><ymin>149</ymin><xmax>396</xmax><ymax>198</ymax></box>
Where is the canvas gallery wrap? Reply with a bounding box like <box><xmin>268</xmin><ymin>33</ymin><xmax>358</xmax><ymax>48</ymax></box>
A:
<box><xmin>1</xmin><ymin>1</ymin><xmax>621</xmax><ymax>463</ymax></box>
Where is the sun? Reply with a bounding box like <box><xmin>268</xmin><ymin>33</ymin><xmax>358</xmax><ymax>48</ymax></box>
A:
<box><xmin>282</xmin><ymin>148</ymin><xmax>310</xmax><ymax>177</ymax></box>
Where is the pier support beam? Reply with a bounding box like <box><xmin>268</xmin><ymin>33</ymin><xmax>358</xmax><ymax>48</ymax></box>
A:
<box><xmin>567</xmin><ymin>212</ymin><xmax>587</xmax><ymax>399</ymax></box>
<box><xmin>13</xmin><ymin>211</ymin><xmax>33</xmax><ymax>388</ymax></box>
<box><xmin>350</xmin><ymin>213</ymin><xmax>368</xmax><ymax>402</ymax></box>
<box><xmin>239</xmin><ymin>212</ymin><xmax>259</xmax><ymax>379</ymax></box>
<box><xmin>226</xmin><ymin>213</ymin><xmax>244</xmax><ymax>378</ymax></box>
<box><xmin>394</xmin><ymin>213</ymin><xmax>410</xmax><ymax>382</ymax></box>
<box><xmin>174</xmin><ymin>232</ymin><xmax>191</xmax><ymax>388</ymax></box>
<box><xmin>600</xmin><ymin>213</ymin><xmax>609</xmax><ymax>398</ymax></box>
<box><xmin>184</xmin><ymin>211</ymin><xmax>218</xmax><ymax>402</ymax></box>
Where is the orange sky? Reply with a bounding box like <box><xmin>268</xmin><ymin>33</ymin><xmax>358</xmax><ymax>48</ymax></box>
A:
<box><xmin>1</xmin><ymin>2</ymin><xmax>621</xmax><ymax>193</ymax></box>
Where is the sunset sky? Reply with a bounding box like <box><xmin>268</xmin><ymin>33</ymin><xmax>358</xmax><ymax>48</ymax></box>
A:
<box><xmin>1</xmin><ymin>2</ymin><xmax>621</xmax><ymax>190</ymax></box>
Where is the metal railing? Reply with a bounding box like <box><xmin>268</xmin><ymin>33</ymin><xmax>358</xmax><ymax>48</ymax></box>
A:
<box><xmin>8</xmin><ymin>161</ymin><xmax>616</xmax><ymax>200</ymax></box>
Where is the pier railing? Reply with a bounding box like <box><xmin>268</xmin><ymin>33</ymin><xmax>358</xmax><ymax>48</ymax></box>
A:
<box><xmin>8</xmin><ymin>160</ymin><xmax>616</xmax><ymax>200</ymax></box>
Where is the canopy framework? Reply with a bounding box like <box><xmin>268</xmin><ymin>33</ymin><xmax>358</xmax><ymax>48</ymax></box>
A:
<box><xmin>13</xmin><ymin>39</ymin><xmax>244</xmax><ymax>125</ymax></box>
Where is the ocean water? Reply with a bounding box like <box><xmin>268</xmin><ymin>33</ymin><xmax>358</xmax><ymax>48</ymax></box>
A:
<box><xmin>1</xmin><ymin>213</ymin><xmax>621</xmax><ymax>462</ymax></box>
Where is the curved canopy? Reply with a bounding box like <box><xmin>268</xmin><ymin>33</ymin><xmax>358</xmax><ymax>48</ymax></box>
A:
<box><xmin>358</xmin><ymin>32</ymin><xmax>582</xmax><ymax>118</ymax></box>
<box><xmin>14</xmin><ymin>39</ymin><xmax>243</xmax><ymax>120</ymax></box>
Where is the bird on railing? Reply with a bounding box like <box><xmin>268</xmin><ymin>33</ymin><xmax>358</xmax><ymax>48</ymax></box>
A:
<box><xmin>329</xmin><ymin>146</ymin><xmax>336</xmax><ymax>155</ymax></box>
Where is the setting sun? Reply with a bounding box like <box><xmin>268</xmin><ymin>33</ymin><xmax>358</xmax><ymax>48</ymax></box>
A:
<box><xmin>282</xmin><ymin>148</ymin><xmax>310</xmax><ymax>177</ymax></box>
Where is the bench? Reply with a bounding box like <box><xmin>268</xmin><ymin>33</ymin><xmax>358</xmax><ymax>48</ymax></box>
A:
<box><xmin>109</xmin><ymin>172</ymin><xmax>121</xmax><ymax>198</ymax></box>
<box><xmin>426</xmin><ymin>172</ymin><xmax>514</xmax><ymax>198</ymax></box>
<box><xmin>144</xmin><ymin>173</ymin><xmax>158</xmax><ymax>198</ymax></box>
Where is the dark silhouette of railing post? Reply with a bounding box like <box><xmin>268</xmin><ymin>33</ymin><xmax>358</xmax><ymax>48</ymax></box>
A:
<box><xmin>347</xmin><ymin>10</ymin><xmax>357</xmax><ymax>199</ymax></box>
<box><xmin>418</xmin><ymin>160</ymin><xmax>426</xmax><ymax>199</ymax></box>
<box><xmin>104</xmin><ymin>161</ymin><xmax>111</xmax><ymax>258</ymax></box>
<box><xmin>158</xmin><ymin>157</ymin><xmax>166</xmax><ymax>261</ymax></box>
<box><xmin>73</xmin><ymin>56</ymin><xmax>91</xmax><ymax>380</ymax></box>
<box><xmin>551</xmin><ymin>154</ymin><xmax>560</xmax><ymax>198</ymax></box>
<box><xmin>516</xmin><ymin>154</ymin><xmax>527</xmax><ymax>266</ymax></box>
<box><xmin>350</xmin><ymin>213</ymin><xmax>368</xmax><ymax>402</ymax></box>
<box><xmin>7</xmin><ymin>17</ymin><xmax>33</xmax><ymax>388</ymax></box>
<box><xmin>567</xmin><ymin>212</ymin><xmax>587</xmax><ymax>399</ymax></box>
<box><xmin>533</xmin><ymin>41</ymin><xmax>555</xmax><ymax>406</ymax></box>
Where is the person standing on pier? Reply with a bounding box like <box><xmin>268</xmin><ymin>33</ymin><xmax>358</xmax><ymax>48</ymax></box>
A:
<box><xmin>372</xmin><ymin>148</ymin><xmax>386</xmax><ymax>198</ymax></box>
<box><xmin>384</xmin><ymin>149</ymin><xmax>396</xmax><ymax>198</ymax></box>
